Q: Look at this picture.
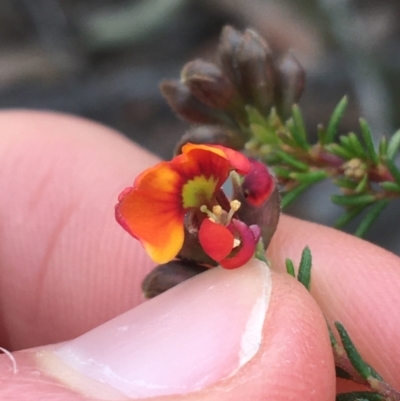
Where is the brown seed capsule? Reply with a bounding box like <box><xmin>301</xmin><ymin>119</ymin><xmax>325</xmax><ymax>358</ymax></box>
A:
<box><xmin>174</xmin><ymin>125</ymin><xmax>248</xmax><ymax>155</ymax></box>
<box><xmin>142</xmin><ymin>260</ymin><xmax>208</xmax><ymax>298</ymax></box>
<box><xmin>275</xmin><ymin>52</ymin><xmax>306</xmax><ymax>120</ymax></box>
<box><xmin>160</xmin><ymin>80</ymin><xmax>227</xmax><ymax>125</ymax></box>
<box><xmin>181</xmin><ymin>59</ymin><xmax>237</xmax><ymax>110</ymax></box>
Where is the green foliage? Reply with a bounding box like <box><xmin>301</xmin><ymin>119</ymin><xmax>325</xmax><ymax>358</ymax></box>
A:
<box><xmin>285</xmin><ymin>246</ymin><xmax>312</xmax><ymax>290</ymax></box>
<box><xmin>286</xmin><ymin>249</ymin><xmax>400</xmax><ymax>401</ymax></box>
<box><xmin>163</xmin><ymin>25</ymin><xmax>400</xmax><ymax>237</ymax></box>
<box><xmin>246</xmin><ymin>98</ymin><xmax>400</xmax><ymax>237</ymax></box>
<box><xmin>335</xmin><ymin>322</ymin><xmax>383</xmax><ymax>381</ymax></box>
<box><xmin>336</xmin><ymin>392</ymin><xmax>384</xmax><ymax>401</ymax></box>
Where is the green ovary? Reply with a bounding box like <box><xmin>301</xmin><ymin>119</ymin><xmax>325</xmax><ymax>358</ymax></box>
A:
<box><xmin>182</xmin><ymin>175</ymin><xmax>218</xmax><ymax>208</ymax></box>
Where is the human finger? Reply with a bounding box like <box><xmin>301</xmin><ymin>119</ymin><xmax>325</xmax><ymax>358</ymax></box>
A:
<box><xmin>0</xmin><ymin>263</ymin><xmax>335</xmax><ymax>400</ymax></box>
<box><xmin>0</xmin><ymin>110</ymin><xmax>157</xmax><ymax>350</ymax></box>
<box><xmin>267</xmin><ymin>216</ymin><xmax>400</xmax><ymax>390</ymax></box>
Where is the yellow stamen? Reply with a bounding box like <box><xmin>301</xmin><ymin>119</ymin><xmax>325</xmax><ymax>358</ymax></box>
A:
<box><xmin>200</xmin><ymin>205</ymin><xmax>218</xmax><ymax>222</ymax></box>
<box><xmin>230</xmin><ymin>200</ymin><xmax>241</xmax><ymax>211</ymax></box>
<box><xmin>212</xmin><ymin>205</ymin><xmax>223</xmax><ymax>217</ymax></box>
<box><xmin>227</xmin><ymin>199</ymin><xmax>241</xmax><ymax>223</ymax></box>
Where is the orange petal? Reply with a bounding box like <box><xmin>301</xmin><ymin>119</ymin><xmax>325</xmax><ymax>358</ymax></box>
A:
<box><xmin>198</xmin><ymin>218</ymin><xmax>234</xmax><ymax>261</ymax></box>
<box><xmin>181</xmin><ymin>143</ymin><xmax>251</xmax><ymax>175</ymax></box>
<box><xmin>177</xmin><ymin>146</ymin><xmax>231</xmax><ymax>189</ymax></box>
<box><xmin>116</xmin><ymin>162</ymin><xmax>185</xmax><ymax>264</ymax></box>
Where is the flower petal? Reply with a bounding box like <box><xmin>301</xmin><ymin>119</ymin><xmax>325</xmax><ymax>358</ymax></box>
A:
<box><xmin>241</xmin><ymin>159</ymin><xmax>274</xmax><ymax>206</ymax></box>
<box><xmin>211</xmin><ymin>145</ymin><xmax>251</xmax><ymax>175</ymax></box>
<box><xmin>177</xmin><ymin>146</ymin><xmax>230</xmax><ymax>188</ymax></box>
<box><xmin>115</xmin><ymin>162</ymin><xmax>185</xmax><ymax>264</ymax></box>
<box><xmin>220</xmin><ymin>219</ymin><xmax>257</xmax><ymax>269</ymax></box>
<box><xmin>181</xmin><ymin>143</ymin><xmax>251</xmax><ymax>175</ymax></box>
<box><xmin>198</xmin><ymin>218</ymin><xmax>235</xmax><ymax>261</ymax></box>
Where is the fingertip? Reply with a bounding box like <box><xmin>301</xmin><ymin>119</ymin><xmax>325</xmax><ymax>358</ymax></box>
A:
<box><xmin>0</xmin><ymin>110</ymin><xmax>159</xmax><ymax>349</ymax></box>
<box><xmin>20</xmin><ymin>263</ymin><xmax>335</xmax><ymax>401</ymax></box>
<box><xmin>268</xmin><ymin>215</ymin><xmax>400</xmax><ymax>387</ymax></box>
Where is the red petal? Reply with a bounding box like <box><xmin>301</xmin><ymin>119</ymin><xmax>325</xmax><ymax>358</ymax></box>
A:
<box><xmin>242</xmin><ymin>159</ymin><xmax>275</xmax><ymax>206</ymax></box>
<box><xmin>212</xmin><ymin>145</ymin><xmax>251</xmax><ymax>175</ymax></box>
<box><xmin>220</xmin><ymin>219</ymin><xmax>257</xmax><ymax>269</ymax></box>
<box><xmin>181</xmin><ymin>143</ymin><xmax>251</xmax><ymax>176</ymax></box>
<box><xmin>199</xmin><ymin>218</ymin><xmax>234</xmax><ymax>261</ymax></box>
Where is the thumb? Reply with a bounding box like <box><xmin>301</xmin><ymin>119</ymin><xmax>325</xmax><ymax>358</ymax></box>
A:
<box><xmin>0</xmin><ymin>261</ymin><xmax>335</xmax><ymax>400</ymax></box>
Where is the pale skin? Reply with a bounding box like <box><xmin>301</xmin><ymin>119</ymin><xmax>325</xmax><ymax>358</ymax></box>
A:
<box><xmin>0</xmin><ymin>110</ymin><xmax>399</xmax><ymax>400</ymax></box>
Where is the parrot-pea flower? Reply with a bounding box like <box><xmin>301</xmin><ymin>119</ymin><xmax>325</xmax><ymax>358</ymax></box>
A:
<box><xmin>115</xmin><ymin>143</ymin><xmax>277</xmax><ymax>269</ymax></box>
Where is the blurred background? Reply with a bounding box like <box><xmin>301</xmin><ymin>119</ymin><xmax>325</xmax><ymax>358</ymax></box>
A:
<box><xmin>1</xmin><ymin>0</ymin><xmax>400</xmax><ymax>252</ymax></box>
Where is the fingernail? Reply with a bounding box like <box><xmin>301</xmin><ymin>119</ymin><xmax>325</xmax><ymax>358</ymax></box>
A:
<box><xmin>37</xmin><ymin>260</ymin><xmax>271</xmax><ymax>399</ymax></box>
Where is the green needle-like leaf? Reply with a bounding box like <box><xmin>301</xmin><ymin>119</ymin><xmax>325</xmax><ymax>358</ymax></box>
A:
<box><xmin>385</xmin><ymin>158</ymin><xmax>400</xmax><ymax>187</ymax></box>
<box><xmin>250</xmin><ymin>124</ymin><xmax>277</xmax><ymax>144</ymax></box>
<box><xmin>354</xmin><ymin>199</ymin><xmax>389</xmax><ymax>237</ymax></box>
<box><xmin>325</xmin><ymin>96</ymin><xmax>348</xmax><ymax>144</ymax></box>
<box><xmin>290</xmin><ymin>170</ymin><xmax>328</xmax><ymax>184</ymax></box>
<box><xmin>246</xmin><ymin>105</ymin><xmax>267</xmax><ymax>126</ymax></box>
<box><xmin>273</xmin><ymin>166</ymin><xmax>292</xmax><ymax>178</ymax></box>
<box><xmin>339</xmin><ymin>135</ymin><xmax>358</xmax><ymax>157</ymax></box>
<box><xmin>291</xmin><ymin>105</ymin><xmax>310</xmax><ymax>150</ymax></box>
<box><xmin>378</xmin><ymin>136</ymin><xmax>388</xmax><ymax>159</ymax></box>
<box><xmin>278</xmin><ymin>129</ymin><xmax>298</xmax><ymax>148</ymax></box>
<box><xmin>276</xmin><ymin>150</ymin><xmax>309</xmax><ymax>171</ymax></box>
<box><xmin>255</xmin><ymin>240</ymin><xmax>267</xmax><ymax>263</ymax></box>
<box><xmin>317</xmin><ymin>124</ymin><xmax>326</xmax><ymax>144</ymax></box>
<box><xmin>334</xmin><ymin>322</ymin><xmax>383</xmax><ymax>381</ymax></box>
<box><xmin>325</xmin><ymin>143</ymin><xmax>354</xmax><ymax>160</ymax></box>
<box><xmin>334</xmin><ymin>177</ymin><xmax>359</xmax><ymax>190</ymax></box>
<box><xmin>387</xmin><ymin>129</ymin><xmax>400</xmax><ymax>161</ymax></box>
<box><xmin>281</xmin><ymin>183</ymin><xmax>309</xmax><ymax>208</ymax></box>
<box><xmin>354</xmin><ymin>174</ymin><xmax>368</xmax><ymax>194</ymax></box>
<box><xmin>285</xmin><ymin>258</ymin><xmax>296</xmax><ymax>277</ymax></box>
<box><xmin>348</xmin><ymin>132</ymin><xmax>367</xmax><ymax>159</ymax></box>
<box><xmin>380</xmin><ymin>181</ymin><xmax>400</xmax><ymax>193</ymax></box>
<box><xmin>336</xmin><ymin>391</ymin><xmax>384</xmax><ymax>401</ymax></box>
<box><xmin>331</xmin><ymin>193</ymin><xmax>376</xmax><ymax>207</ymax></box>
<box><xmin>359</xmin><ymin>119</ymin><xmax>379</xmax><ymax>165</ymax></box>
<box><xmin>335</xmin><ymin>205</ymin><xmax>365</xmax><ymax>228</ymax></box>
<box><xmin>297</xmin><ymin>246</ymin><xmax>312</xmax><ymax>290</ymax></box>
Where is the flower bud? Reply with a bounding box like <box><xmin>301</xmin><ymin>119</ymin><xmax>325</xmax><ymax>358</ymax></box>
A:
<box><xmin>160</xmin><ymin>80</ymin><xmax>228</xmax><ymax>125</ymax></box>
<box><xmin>235</xmin><ymin>29</ymin><xmax>276</xmax><ymax>114</ymax></box>
<box><xmin>181</xmin><ymin>59</ymin><xmax>237</xmax><ymax>110</ymax></box>
<box><xmin>174</xmin><ymin>125</ymin><xmax>247</xmax><ymax>155</ymax></box>
<box><xmin>217</xmin><ymin>25</ymin><xmax>243</xmax><ymax>89</ymax></box>
<box><xmin>142</xmin><ymin>260</ymin><xmax>208</xmax><ymax>298</ymax></box>
<box><xmin>275</xmin><ymin>52</ymin><xmax>306</xmax><ymax>120</ymax></box>
<box><xmin>233</xmin><ymin>160</ymin><xmax>280</xmax><ymax>249</ymax></box>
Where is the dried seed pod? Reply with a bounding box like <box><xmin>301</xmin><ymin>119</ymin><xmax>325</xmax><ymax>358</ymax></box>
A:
<box><xmin>142</xmin><ymin>260</ymin><xmax>208</xmax><ymax>298</ymax></box>
<box><xmin>160</xmin><ymin>80</ymin><xmax>227</xmax><ymax>125</ymax></box>
<box><xmin>275</xmin><ymin>52</ymin><xmax>306</xmax><ymax>120</ymax></box>
<box><xmin>174</xmin><ymin>125</ymin><xmax>247</xmax><ymax>155</ymax></box>
<box><xmin>181</xmin><ymin>59</ymin><xmax>237</xmax><ymax>110</ymax></box>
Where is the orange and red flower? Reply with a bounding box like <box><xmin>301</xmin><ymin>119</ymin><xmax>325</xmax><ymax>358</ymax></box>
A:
<box><xmin>116</xmin><ymin>144</ymin><xmax>276</xmax><ymax>268</ymax></box>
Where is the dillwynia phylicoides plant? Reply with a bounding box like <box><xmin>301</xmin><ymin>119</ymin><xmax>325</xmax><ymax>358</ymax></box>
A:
<box><xmin>115</xmin><ymin>26</ymin><xmax>400</xmax><ymax>401</ymax></box>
